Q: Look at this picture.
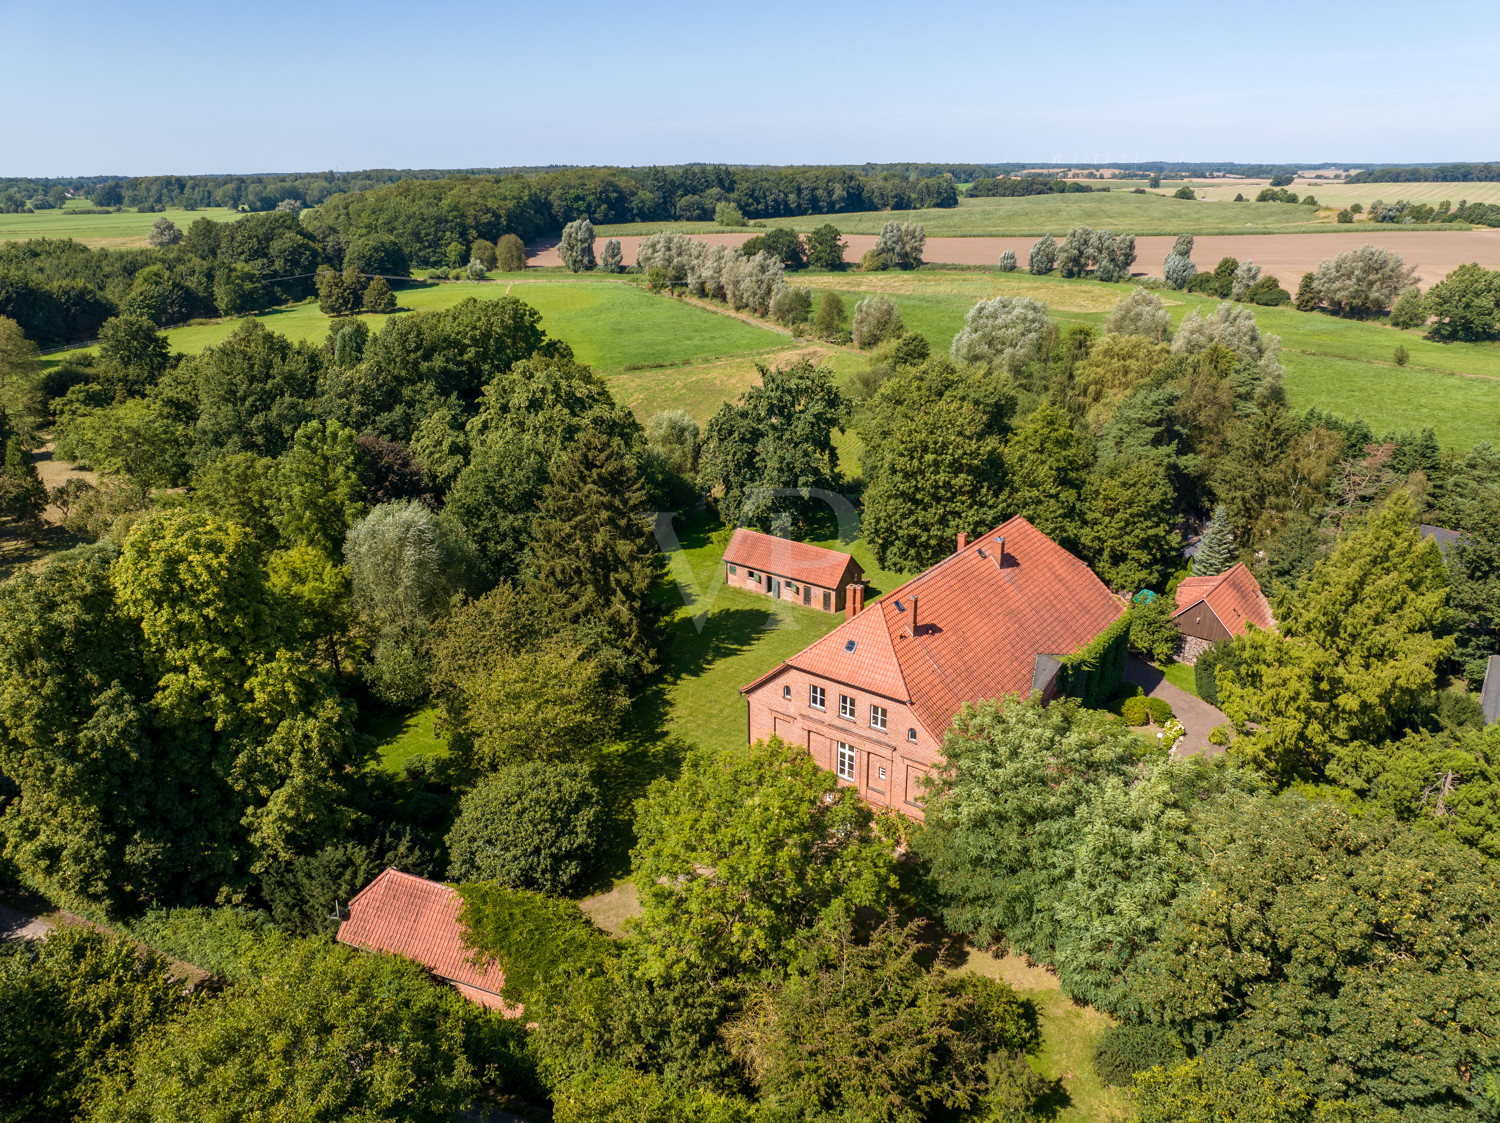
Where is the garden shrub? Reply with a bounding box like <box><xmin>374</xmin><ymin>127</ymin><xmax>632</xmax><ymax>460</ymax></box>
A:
<box><xmin>1194</xmin><ymin>637</ymin><xmax>1240</xmax><ymax>707</ymax></box>
<box><xmin>446</xmin><ymin>762</ymin><xmax>608</xmax><ymax>894</ymax></box>
<box><xmin>1208</xmin><ymin>724</ymin><xmax>1232</xmax><ymax>746</ymax></box>
<box><xmin>1093</xmin><ymin>1025</ymin><xmax>1183</xmax><ymax>1086</ymax></box>
<box><xmin>1145</xmin><ymin>697</ymin><xmax>1174</xmax><ymax>724</ymax></box>
<box><xmin>1121</xmin><ymin>696</ymin><xmax>1150</xmax><ymax>726</ymax></box>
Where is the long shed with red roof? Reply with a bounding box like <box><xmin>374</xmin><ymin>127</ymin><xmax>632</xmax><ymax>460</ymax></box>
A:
<box><xmin>723</xmin><ymin>527</ymin><xmax>863</xmax><ymax>613</ymax></box>
<box><xmin>1171</xmin><ymin>562</ymin><xmax>1275</xmax><ymax>663</ymax></box>
<box><xmin>335</xmin><ymin>868</ymin><xmax>513</xmax><ymax>1012</ymax></box>
<box><xmin>740</xmin><ymin>517</ymin><xmax>1127</xmax><ymax>819</ymax></box>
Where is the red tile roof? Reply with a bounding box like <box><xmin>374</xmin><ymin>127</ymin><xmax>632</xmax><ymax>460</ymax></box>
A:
<box><xmin>1172</xmin><ymin>562</ymin><xmax>1274</xmax><ymax>638</ymax></box>
<box><xmin>336</xmin><ymin>868</ymin><xmax>510</xmax><ymax>1011</ymax></box>
<box><xmin>723</xmin><ymin>528</ymin><xmax>863</xmax><ymax>590</ymax></box>
<box><xmin>744</xmin><ymin>517</ymin><xmax>1127</xmax><ymax>738</ymax></box>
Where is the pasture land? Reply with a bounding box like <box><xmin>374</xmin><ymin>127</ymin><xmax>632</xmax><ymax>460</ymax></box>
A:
<box><xmin>0</xmin><ymin>203</ymin><xmax>242</xmax><ymax>248</ymax></box>
<box><xmin>595</xmin><ymin>191</ymin><xmax>1377</xmax><ymax>239</ymax></box>
<box><xmin>1195</xmin><ymin>180</ymin><xmax>1500</xmax><ymax>210</ymax></box>
<box><xmin>49</xmin><ymin>277</ymin><xmax>789</xmax><ymax>376</ymax></box>
<box><xmin>47</xmin><ymin>269</ymin><xmax>1500</xmax><ymax>451</ymax></box>
<box><xmin>793</xmin><ymin>270</ymin><xmax>1500</xmax><ymax>450</ymax></box>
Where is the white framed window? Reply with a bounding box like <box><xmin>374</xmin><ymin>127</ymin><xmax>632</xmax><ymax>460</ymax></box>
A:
<box><xmin>839</xmin><ymin>694</ymin><xmax>855</xmax><ymax>720</ymax></box>
<box><xmin>878</xmin><ymin>765</ymin><xmax>888</xmax><ymax>781</ymax></box>
<box><xmin>837</xmin><ymin>742</ymin><xmax>855</xmax><ymax>781</ymax></box>
<box><xmin>870</xmin><ymin>704</ymin><xmax>887</xmax><ymax>732</ymax></box>
<box><xmin>907</xmin><ymin>727</ymin><xmax>918</xmax><ymax>743</ymax></box>
<box><xmin>748</xmin><ymin>569</ymin><xmax>758</xmax><ymax>581</ymax></box>
<box><xmin>809</xmin><ymin>684</ymin><xmax>826</xmax><ymax>710</ymax></box>
<box><xmin>782</xmin><ymin>684</ymin><xmax>791</xmax><ymax>699</ymax></box>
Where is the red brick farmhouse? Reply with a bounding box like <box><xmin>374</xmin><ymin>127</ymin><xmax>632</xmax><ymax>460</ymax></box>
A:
<box><xmin>335</xmin><ymin>868</ymin><xmax>514</xmax><ymax>1012</ymax></box>
<box><xmin>740</xmin><ymin>517</ymin><xmax>1128</xmax><ymax>819</ymax></box>
<box><xmin>1170</xmin><ymin>562</ymin><xmax>1275</xmax><ymax>663</ymax></box>
<box><xmin>723</xmin><ymin>527</ymin><xmax>864</xmax><ymax>613</ymax></box>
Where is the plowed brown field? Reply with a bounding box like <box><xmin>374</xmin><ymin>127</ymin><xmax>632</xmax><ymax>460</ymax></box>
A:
<box><xmin>528</xmin><ymin>229</ymin><xmax>1500</xmax><ymax>289</ymax></box>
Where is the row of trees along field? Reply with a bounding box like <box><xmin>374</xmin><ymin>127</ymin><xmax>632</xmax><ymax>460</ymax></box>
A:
<box><xmin>2</xmin><ymin>254</ymin><xmax>1499</xmax><ymax>1117</ymax></box>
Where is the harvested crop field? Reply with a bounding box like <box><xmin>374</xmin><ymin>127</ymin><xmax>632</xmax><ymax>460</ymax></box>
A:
<box><xmin>531</xmin><ymin>229</ymin><xmax>1500</xmax><ymax>288</ymax></box>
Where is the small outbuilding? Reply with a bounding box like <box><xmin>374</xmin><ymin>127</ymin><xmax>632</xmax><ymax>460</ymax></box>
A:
<box><xmin>1171</xmin><ymin>562</ymin><xmax>1275</xmax><ymax>664</ymax></box>
<box><xmin>335</xmin><ymin>868</ymin><xmax>512</xmax><ymax>1011</ymax></box>
<box><xmin>723</xmin><ymin>527</ymin><xmax>863</xmax><ymax>613</ymax></box>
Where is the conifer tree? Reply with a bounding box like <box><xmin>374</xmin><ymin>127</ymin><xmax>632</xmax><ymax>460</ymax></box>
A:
<box><xmin>524</xmin><ymin>430</ymin><xmax>664</xmax><ymax>680</ymax></box>
<box><xmin>0</xmin><ymin>437</ymin><xmax>46</xmax><ymax>538</ymax></box>
<box><xmin>1192</xmin><ymin>505</ymin><xmax>1235</xmax><ymax>576</ymax></box>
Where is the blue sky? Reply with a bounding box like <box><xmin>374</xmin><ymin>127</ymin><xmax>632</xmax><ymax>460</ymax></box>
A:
<box><xmin>2</xmin><ymin>0</ymin><xmax>1496</xmax><ymax>175</ymax></box>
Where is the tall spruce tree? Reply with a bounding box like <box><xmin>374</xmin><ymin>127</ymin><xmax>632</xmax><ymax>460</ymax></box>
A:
<box><xmin>524</xmin><ymin>429</ymin><xmax>664</xmax><ymax>680</ymax></box>
<box><xmin>1192</xmin><ymin>505</ymin><xmax>1236</xmax><ymax>576</ymax></box>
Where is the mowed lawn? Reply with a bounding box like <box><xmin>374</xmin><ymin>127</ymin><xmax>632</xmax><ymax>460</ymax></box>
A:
<box><xmin>0</xmin><ymin>204</ymin><xmax>242</xmax><ymax>247</ymax></box>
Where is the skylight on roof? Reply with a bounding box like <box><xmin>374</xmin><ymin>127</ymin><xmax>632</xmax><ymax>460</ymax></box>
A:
<box><xmin>844</xmin><ymin>640</ymin><xmax>857</xmax><ymax>653</ymax></box>
<box><xmin>893</xmin><ymin>599</ymin><xmax>905</xmax><ymax>612</ymax></box>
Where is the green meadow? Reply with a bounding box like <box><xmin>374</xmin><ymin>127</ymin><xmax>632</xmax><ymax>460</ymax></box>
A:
<box><xmin>792</xmin><ymin>270</ymin><xmax>1500</xmax><ymax>450</ymax></box>
<box><xmin>48</xmin><ymin>268</ymin><xmax>1500</xmax><ymax>449</ymax></box>
<box><xmin>0</xmin><ymin>203</ymin><xmax>242</xmax><ymax>247</ymax></box>
<box><xmin>51</xmin><ymin>276</ymin><xmax>790</xmax><ymax>382</ymax></box>
<box><xmin>595</xmin><ymin>190</ymin><xmax>1411</xmax><ymax>239</ymax></box>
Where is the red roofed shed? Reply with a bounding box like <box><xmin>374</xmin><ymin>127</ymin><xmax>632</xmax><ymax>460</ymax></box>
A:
<box><xmin>723</xmin><ymin>527</ymin><xmax>863</xmax><ymax>613</ymax></box>
<box><xmin>740</xmin><ymin>517</ymin><xmax>1127</xmax><ymax>819</ymax></box>
<box><xmin>1171</xmin><ymin>562</ymin><xmax>1275</xmax><ymax>663</ymax></box>
<box><xmin>336</xmin><ymin>868</ymin><xmax>514</xmax><ymax>1012</ymax></box>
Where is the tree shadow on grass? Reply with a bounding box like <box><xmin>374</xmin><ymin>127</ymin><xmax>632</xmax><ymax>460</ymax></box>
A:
<box><xmin>589</xmin><ymin>603</ymin><xmax>781</xmax><ymax>887</ymax></box>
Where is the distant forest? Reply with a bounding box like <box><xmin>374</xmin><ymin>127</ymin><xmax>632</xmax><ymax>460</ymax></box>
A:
<box><xmin>1347</xmin><ymin>163</ymin><xmax>1500</xmax><ymax>183</ymax></box>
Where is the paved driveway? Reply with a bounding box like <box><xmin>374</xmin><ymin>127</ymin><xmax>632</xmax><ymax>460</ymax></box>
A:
<box><xmin>0</xmin><ymin>902</ymin><xmax>52</xmax><ymax>941</ymax></box>
<box><xmin>1123</xmin><ymin>657</ymin><xmax>1229</xmax><ymax>758</ymax></box>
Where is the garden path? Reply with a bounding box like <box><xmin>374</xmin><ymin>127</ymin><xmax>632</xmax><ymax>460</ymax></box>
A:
<box><xmin>1123</xmin><ymin>657</ymin><xmax>1228</xmax><ymax>758</ymax></box>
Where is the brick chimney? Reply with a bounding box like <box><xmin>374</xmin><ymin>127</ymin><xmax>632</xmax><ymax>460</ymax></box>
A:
<box><xmin>956</xmin><ymin>532</ymin><xmax>969</xmax><ymax>552</ymax></box>
<box><xmin>908</xmin><ymin>594</ymin><xmax>918</xmax><ymax>632</ymax></box>
<box><xmin>845</xmin><ymin>583</ymin><xmax>865</xmax><ymax>620</ymax></box>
